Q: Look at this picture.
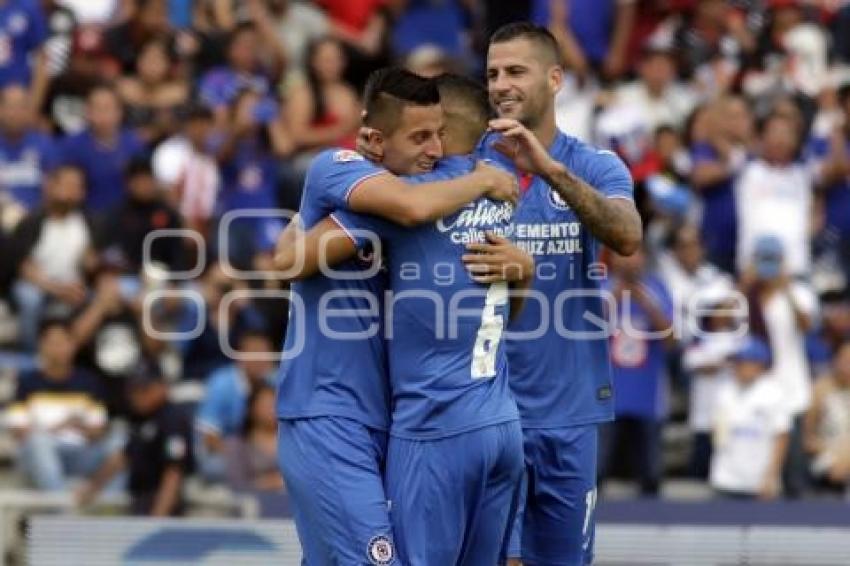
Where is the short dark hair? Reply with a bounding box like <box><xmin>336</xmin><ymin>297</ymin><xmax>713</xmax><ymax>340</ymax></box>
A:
<box><xmin>433</xmin><ymin>73</ymin><xmax>491</xmax><ymax>147</ymax></box>
<box><xmin>125</xmin><ymin>157</ymin><xmax>154</xmax><ymax>180</ymax></box>
<box><xmin>87</xmin><ymin>82</ymin><xmax>120</xmax><ymax>104</ymax></box>
<box><xmin>362</xmin><ymin>67</ymin><xmax>440</xmax><ymax>135</ymax></box>
<box><xmin>434</xmin><ymin>73</ymin><xmax>490</xmax><ymax>123</ymax></box>
<box><xmin>38</xmin><ymin>317</ymin><xmax>72</xmax><ymax>340</ymax></box>
<box><xmin>48</xmin><ymin>163</ymin><xmax>84</xmax><ymax>181</ymax></box>
<box><xmin>489</xmin><ymin>22</ymin><xmax>561</xmax><ymax>66</ymax></box>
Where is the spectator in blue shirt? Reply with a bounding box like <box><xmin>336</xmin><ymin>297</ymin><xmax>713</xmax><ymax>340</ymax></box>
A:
<box><xmin>0</xmin><ymin>84</ymin><xmax>57</xmax><ymax>209</ymax></box>
<box><xmin>0</xmin><ymin>0</ymin><xmax>49</xmax><ymax>108</ymax></box>
<box><xmin>215</xmin><ymin>88</ymin><xmax>292</xmax><ymax>269</ymax></box>
<box><xmin>195</xmin><ymin>330</ymin><xmax>275</xmax><ymax>482</ymax></box>
<box><xmin>533</xmin><ymin>0</ymin><xmax>636</xmax><ymax>81</ymax></box>
<box><xmin>198</xmin><ymin>23</ymin><xmax>278</xmax><ymax>124</ymax></box>
<box><xmin>60</xmin><ymin>84</ymin><xmax>146</xmax><ymax>213</ymax></box>
<box><xmin>600</xmin><ymin>246</ymin><xmax>676</xmax><ymax>496</ymax></box>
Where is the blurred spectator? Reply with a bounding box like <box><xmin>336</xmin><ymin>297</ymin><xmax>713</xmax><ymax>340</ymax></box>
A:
<box><xmin>198</xmin><ymin>22</ymin><xmax>276</xmax><ymax>122</ymax></box>
<box><xmin>390</xmin><ymin>0</ymin><xmax>471</xmax><ymax>66</ymax></box>
<box><xmin>69</xmin><ymin>269</ymin><xmax>158</xmax><ymax>415</ymax></box>
<box><xmin>0</xmin><ymin>84</ymin><xmax>57</xmax><ymax>211</ymax></box>
<box><xmin>404</xmin><ymin>45</ymin><xmax>455</xmax><ymax>79</ymax></box>
<box><xmin>805</xmin><ymin>338</ymin><xmax>850</xmax><ymax>493</ymax></box>
<box><xmin>657</xmin><ymin>224</ymin><xmax>731</xmax><ymax>343</ymax></box>
<box><xmin>689</xmin><ymin>95</ymin><xmax>754</xmax><ymax>274</ymax></box>
<box><xmin>10</xmin><ymin>164</ymin><xmax>95</xmax><ymax>350</ymax></box>
<box><xmin>0</xmin><ymin>0</ymin><xmax>50</xmax><ymax>109</ymax></box>
<box><xmin>615</xmin><ymin>46</ymin><xmax>697</xmax><ymax>131</ymax></box>
<box><xmin>180</xmin><ymin>261</ymin><xmax>267</xmax><ymax>380</ymax></box>
<box><xmin>78</xmin><ymin>358</ymin><xmax>194</xmax><ymax>516</ymax></box>
<box><xmin>6</xmin><ymin>318</ymin><xmax>114</xmax><ymax>490</ymax></box>
<box><xmin>60</xmin><ymin>83</ymin><xmax>146</xmax><ymax>212</ymax></box>
<box><xmin>672</xmin><ymin>0</ymin><xmax>755</xmax><ymax>88</ymax></box>
<box><xmin>735</xmin><ymin>112</ymin><xmax>812</xmax><ymax>277</ymax></box>
<box><xmin>600</xmin><ymin>247</ymin><xmax>675</xmax><ymax>496</ymax></box>
<box><xmin>316</xmin><ymin>0</ymin><xmax>391</xmax><ymax>89</ymax></box>
<box><xmin>152</xmin><ymin>104</ymin><xmax>220</xmax><ymax>238</ymax></box>
<box><xmin>681</xmin><ymin>280</ymin><xmax>741</xmax><ymax>479</ymax></box>
<box><xmin>535</xmin><ymin>0</ymin><xmax>636</xmax><ymax>81</ymax></box>
<box><xmin>196</xmin><ymin>330</ymin><xmax>274</xmax><ymax>482</ymax></box>
<box><xmin>116</xmin><ymin>36</ymin><xmax>189</xmax><ymax>143</ymax></box>
<box><xmin>745</xmin><ymin>0</ymin><xmax>828</xmax><ymax>103</ymax></box>
<box><xmin>710</xmin><ymin>336</ymin><xmax>790</xmax><ymax>500</ymax></box>
<box><xmin>741</xmin><ymin>234</ymin><xmax>818</xmax><ymax>497</ymax></box>
<box><xmin>286</xmin><ymin>37</ymin><xmax>360</xmax><ymax>166</ymax></box>
<box><xmin>55</xmin><ymin>0</ymin><xmax>125</xmax><ymax>27</ymax></box>
<box><xmin>216</xmin><ymin>88</ymin><xmax>292</xmax><ymax>268</ymax></box>
<box><xmin>102</xmin><ymin>0</ymin><xmax>173</xmax><ymax>75</ymax></box>
<box><xmin>257</xmin><ymin>0</ymin><xmax>329</xmax><ymax>81</ymax></box>
<box><xmin>809</xmin><ymin>84</ymin><xmax>850</xmax><ymax>285</ymax></box>
<box><xmin>223</xmin><ymin>383</ymin><xmax>284</xmax><ymax>492</ymax></box>
<box><xmin>99</xmin><ymin>158</ymin><xmax>185</xmax><ymax>274</ymax></box>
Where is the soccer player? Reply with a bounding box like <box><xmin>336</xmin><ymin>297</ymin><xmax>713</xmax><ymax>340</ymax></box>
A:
<box><xmin>477</xmin><ymin>23</ymin><xmax>643</xmax><ymax>566</ymax></box>
<box><xmin>275</xmin><ymin>68</ymin><xmax>518</xmax><ymax>565</ymax></box>
<box><xmin>277</xmin><ymin>73</ymin><xmax>535</xmax><ymax>565</ymax></box>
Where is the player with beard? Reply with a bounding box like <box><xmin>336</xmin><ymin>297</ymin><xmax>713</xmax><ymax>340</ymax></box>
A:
<box><xmin>474</xmin><ymin>22</ymin><xmax>643</xmax><ymax>566</ymax></box>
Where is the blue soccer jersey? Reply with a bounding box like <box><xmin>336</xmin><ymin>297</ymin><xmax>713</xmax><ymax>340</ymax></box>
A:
<box><xmin>275</xmin><ymin>148</ymin><xmax>391</xmax><ymax>431</ymax></box>
<box><xmin>478</xmin><ymin>130</ymin><xmax>634</xmax><ymax>428</ymax></box>
<box><xmin>333</xmin><ymin>155</ymin><xmax>520</xmax><ymax>440</ymax></box>
<box><xmin>0</xmin><ymin>129</ymin><xmax>57</xmax><ymax>209</ymax></box>
<box><xmin>60</xmin><ymin>129</ymin><xmax>146</xmax><ymax>212</ymax></box>
<box><xmin>0</xmin><ymin>0</ymin><xmax>48</xmax><ymax>89</ymax></box>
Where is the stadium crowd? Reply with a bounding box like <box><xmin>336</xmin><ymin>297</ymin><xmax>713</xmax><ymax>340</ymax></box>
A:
<box><xmin>0</xmin><ymin>0</ymin><xmax>849</xmax><ymax>517</ymax></box>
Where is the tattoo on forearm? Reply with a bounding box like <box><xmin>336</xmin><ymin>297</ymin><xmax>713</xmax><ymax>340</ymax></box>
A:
<box><xmin>545</xmin><ymin>167</ymin><xmax>640</xmax><ymax>253</ymax></box>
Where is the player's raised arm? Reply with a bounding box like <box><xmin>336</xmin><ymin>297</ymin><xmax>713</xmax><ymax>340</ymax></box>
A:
<box><xmin>348</xmin><ymin>160</ymin><xmax>518</xmax><ymax>227</ymax></box>
<box><xmin>489</xmin><ymin>118</ymin><xmax>642</xmax><ymax>256</ymax></box>
<box><xmin>274</xmin><ymin>215</ymin><xmax>358</xmax><ymax>281</ymax></box>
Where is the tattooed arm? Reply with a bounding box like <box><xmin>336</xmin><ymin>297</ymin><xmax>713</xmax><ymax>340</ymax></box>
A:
<box><xmin>489</xmin><ymin>118</ymin><xmax>642</xmax><ymax>256</ymax></box>
<box><xmin>541</xmin><ymin>161</ymin><xmax>642</xmax><ymax>256</ymax></box>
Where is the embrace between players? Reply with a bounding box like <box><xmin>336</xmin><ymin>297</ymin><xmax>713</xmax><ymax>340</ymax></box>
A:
<box><xmin>273</xmin><ymin>22</ymin><xmax>643</xmax><ymax>566</ymax></box>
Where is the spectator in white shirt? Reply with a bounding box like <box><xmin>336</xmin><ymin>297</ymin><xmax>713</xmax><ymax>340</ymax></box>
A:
<box><xmin>658</xmin><ymin>224</ymin><xmax>732</xmax><ymax>343</ymax></box>
<box><xmin>735</xmin><ymin>113</ymin><xmax>813</xmax><ymax>277</ymax></box>
<box><xmin>10</xmin><ymin>165</ymin><xmax>97</xmax><ymax>350</ymax></box>
<box><xmin>710</xmin><ymin>337</ymin><xmax>790</xmax><ymax>500</ymax></box>
<box><xmin>682</xmin><ymin>279</ymin><xmax>741</xmax><ymax>479</ymax></box>
<box><xmin>616</xmin><ymin>45</ymin><xmax>697</xmax><ymax>131</ymax></box>
<box><xmin>741</xmin><ymin>234</ymin><xmax>818</xmax><ymax>497</ymax></box>
<box><xmin>152</xmin><ymin>105</ymin><xmax>220</xmax><ymax>239</ymax></box>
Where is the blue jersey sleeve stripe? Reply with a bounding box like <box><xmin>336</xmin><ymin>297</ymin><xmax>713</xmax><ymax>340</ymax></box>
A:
<box><xmin>606</xmin><ymin>194</ymin><xmax>634</xmax><ymax>201</ymax></box>
<box><xmin>328</xmin><ymin>213</ymin><xmax>362</xmax><ymax>248</ymax></box>
<box><xmin>343</xmin><ymin>170</ymin><xmax>390</xmax><ymax>203</ymax></box>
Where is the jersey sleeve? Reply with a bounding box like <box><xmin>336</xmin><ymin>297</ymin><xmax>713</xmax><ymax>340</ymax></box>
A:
<box><xmin>474</xmin><ymin>132</ymin><xmax>519</xmax><ymax>172</ymax></box>
<box><xmin>306</xmin><ymin>149</ymin><xmax>388</xmax><ymax>212</ymax></box>
<box><xmin>330</xmin><ymin>209</ymin><xmax>396</xmax><ymax>251</ymax></box>
<box><xmin>579</xmin><ymin>146</ymin><xmax>634</xmax><ymax>201</ymax></box>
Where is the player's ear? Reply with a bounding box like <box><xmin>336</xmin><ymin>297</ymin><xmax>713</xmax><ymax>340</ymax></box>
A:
<box><xmin>367</xmin><ymin>128</ymin><xmax>384</xmax><ymax>148</ymax></box>
<box><xmin>548</xmin><ymin>63</ymin><xmax>564</xmax><ymax>95</ymax></box>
